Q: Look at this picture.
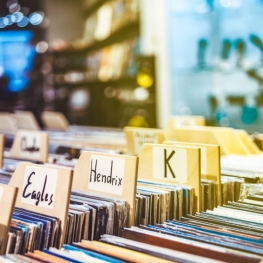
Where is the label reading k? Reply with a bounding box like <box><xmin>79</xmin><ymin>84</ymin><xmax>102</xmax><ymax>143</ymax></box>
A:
<box><xmin>164</xmin><ymin>149</ymin><xmax>176</xmax><ymax>178</ymax></box>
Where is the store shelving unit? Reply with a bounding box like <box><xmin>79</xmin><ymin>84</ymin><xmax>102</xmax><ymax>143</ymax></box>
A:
<box><xmin>50</xmin><ymin>0</ymin><xmax>157</xmax><ymax>128</ymax></box>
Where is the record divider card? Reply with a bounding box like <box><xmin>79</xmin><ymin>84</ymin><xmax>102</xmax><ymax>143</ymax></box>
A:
<box><xmin>73</xmin><ymin>151</ymin><xmax>138</xmax><ymax>227</ymax></box>
<box><xmin>164</xmin><ymin>141</ymin><xmax>221</xmax><ymax>206</ymax></box>
<box><xmin>0</xmin><ymin>135</ymin><xmax>3</xmax><ymax>168</ymax></box>
<box><xmin>234</xmin><ymin>129</ymin><xmax>261</xmax><ymax>154</ymax></box>
<box><xmin>167</xmin><ymin>126</ymin><xmax>251</xmax><ymax>155</ymax></box>
<box><xmin>138</xmin><ymin>144</ymin><xmax>201</xmax><ymax>213</ymax></box>
<box><xmin>41</xmin><ymin>111</ymin><xmax>70</xmax><ymax>131</ymax></box>
<box><xmin>124</xmin><ymin>127</ymin><xmax>166</xmax><ymax>155</ymax></box>
<box><xmin>0</xmin><ymin>184</ymin><xmax>18</xmax><ymax>255</ymax></box>
<box><xmin>9</xmin><ymin>130</ymin><xmax>49</xmax><ymax>163</ymax></box>
<box><xmin>13</xmin><ymin>111</ymin><xmax>40</xmax><ymax>130</ymax></box>
<box><xmin>8</xmin><ymin>162</ymin><xmax>73</xmax><ymax>248</ymax></box>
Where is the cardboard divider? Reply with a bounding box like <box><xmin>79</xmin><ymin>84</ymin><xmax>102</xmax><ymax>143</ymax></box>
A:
<box><xmin>0</xmin><ymin>135</ymin><xmax>3</xmax><ymax>168</ymax></box>
<box><xmin>0</xmin><ymin>113</ymin><xmax>17</xmax><ymax>134</ymax></box>
<box><xmin>9</xmin><ymin>130</ymin><xmax>49</xmax><ymax>163</ymax></box>
<box><xmin>0</xmin><ymin>184</ymin><xmax>18</xmax><ymax>255</ymax></box>
<box><xmin>8</xmin><ymin>162</ymin><xmax>73</xmax><ymax>248</ymax></box>
<box><xmin>73</xmin><ymin>151</ymin><xmax>138</xmax><ymax>227</ymax></box>
<box><xmin>234</xmin><ymin>129</ymin><xmax>261</xmax><ymax>155</ymax></box>
<box><xmin>164</xmin><ymin>141</ymin><xmax>221</xmax><ymax>206</ymax></box>
<box><xmin>166</xmin><ymin>126</ymin><xmax>252</xmax><ymax>155</ymax></box>
<box><xmin>166</xmin><ymin>115</ymin><xmax>205</xmax><ymax>139</ymax></box>
<box><xmin>13</xmin><ymin>111</ymin><xmax>40</xmax><ymax>131</ymax></box>
<box><xmin>41</xmin><ymin>111</ymin><xmax>69</xmax><ymax>131</ymax></box>
<box><xmin>124</xmin><ymin>127</ymin><xmax>166</xmax><ymax>155</ymax></box>
<box><xmin>138</xmin><ymin>144</ymin><xmax>201</xmax><ymax>213</ymax></box>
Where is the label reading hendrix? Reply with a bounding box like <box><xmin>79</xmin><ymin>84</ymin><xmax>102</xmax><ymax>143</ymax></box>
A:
<box><xmin>89</xmin><ymin>154</ymin><xmax>125</xmax><ymax>195</ymax></box>
<box><xmin>21</xmin><ymin>165</ymin><xmax>58</xmax><ymax>209</ymax></box>
<box><xmin>133</xmin><ymin>131</ymin><xmax>159</xmax><ymax>154</ymax></box>
<box><xmin>153</xmin><ymin>147</ymin><xmax>187</xmax><ymax>183</ymax></box>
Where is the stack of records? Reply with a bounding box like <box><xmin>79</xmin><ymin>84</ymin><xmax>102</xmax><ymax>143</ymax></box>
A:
<box><xmin>1</xmin><ymin>238</ymin><xmax>227</xmax><ymax>263</ymax></box>
<box><xmin>122</xmin><ymin>190</ymin><xmax>263</xmax><ymax>262</ymax></box>
<box><xmin>221</xmin><ymin>176</ymin><xmax>244</xmax><ymax>204</ymax></box>
<box><xmin>6</xmin><ymin>208</ymin><xmax>61</xmax><ymax>255</ymax></box>
<box><xmin>221</xmin><ymin>155</ymin><xmax>263</xmax><ymax>183</ymax></box>
<box><xmin>4</xmin><ymin>191</ymin><xmax>129</xmax><ymax>256</ymax></box>
<box><xmin>69</xmin><ymin>191</ymin><xmax>129</xmax><ymax>240</ymax></box>
<box><xmin>134</xmin><ymin>179</ymin><xmax>220</xmax><ymax>227</ymax></box>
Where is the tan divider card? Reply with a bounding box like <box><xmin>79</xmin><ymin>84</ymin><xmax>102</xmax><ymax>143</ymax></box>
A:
<box><xmin>41</xmin><ymin>111</ymin><xmax>69</xmax><ymax>131</ymax></box>
<box><xmin>124</xmin><ymin>127</ymin><xmax>166</xmax><ymax>155</ymax></box>
<box><xmin>10</xmin><ymin>130</ymin><xmax>48</xmax><ymax>163</ymax></box>
<box><xmin>0</xmin><ymin>135</ymin><xmax>3</xmax><ymax>168</ymax></box>
<box><xmin>166</xmin><ymin>116</ymin><xmax>205</xmax><ymax>139</ymax></box>
<box><xmin>73</xmin><ymin>151</ymin><xmax>138</xmax><ymax>227</ymax></box>
<box><xmin>13</xmin><ymin>111</ymin><xmax>40</xmax><ymax>130</ymax></box>
<box><xmin>8</xmin><ymin>162</ymin><xmax>73</xmax><ymax>248</ymax></box>
<box><xmin>167</xmin><ymin>126</ymin><xmax>251</xmax><ymax>156</ymax></box>
<box><xmin>0</xmin><ymin>113</ymin><xmax>17</xmax><ymax>134</ymax></box>
<box><xmin>234</xmin><ymin>129</ymin><xmax>261</xmax><ymax>155</ymax></box>
<box><xmin>164</xmin><ymin>141</ymin><xmax>221</xmax><ymax>205</ymax></box>
<box><xmin>211</xmin><ymin>127</ymin><xmax>251</xmax><ymax>155</ymax></box>
<box><xmin>0</xmin><ymin>184</ymin><xmax>18</xmax><ymax>255</ymax></box>
<box><xmin>138</xmin><ymin>144</ymin><xmax>201</xmax><ymax>213</ymax></box>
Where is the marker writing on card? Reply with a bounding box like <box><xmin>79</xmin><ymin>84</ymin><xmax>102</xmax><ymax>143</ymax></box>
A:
<box><xmin>90</xmin><ymin>159</ymin><xmax>123</xmax><ymax>186</ymax></box>
<box><xmin>20</xmin><ymin>136</ymin><xmax>39</xmax><ymax>153</ymax></box>
<box><xmin>135</xmin><ymin>132</ymin><xmax>158</xmax><ymax>146</ymax></box>
<box><xmin>22</xmin><ymin>171</ymin><xmax>53</xmax><ymax>206</ymax></box>
<box><xmin>164</xmin><ymin>149</ymin><xmax>176</xmax><ymax>178</ymax></box>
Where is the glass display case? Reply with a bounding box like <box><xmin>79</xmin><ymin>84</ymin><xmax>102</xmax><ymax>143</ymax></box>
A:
<box><xmin>166</xmin><ymin>0</ymin><xmax>263</xmax><ymax>132</ymax></box>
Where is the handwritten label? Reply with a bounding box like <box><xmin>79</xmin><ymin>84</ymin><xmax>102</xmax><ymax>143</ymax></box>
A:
<box><xmin>174</xmin><ymin>118</ymin><xmax>196</xmax><ymax>127</ymax></box>
<box><xmin>133</xmin><ymin>131</ymin><xmax>159</xmax><ymax>154</ymax></box>
<box><xmin>21</xmin><ymin>165</ymin><xmax>58</xmax><ymax>209</ymax></box>
<box><xmin>89</xmin><ymin>154</ymin><xmax>125</xmax><ymax>195</ymax></box>
<box><xmin>0</xmin><ymin>186</ymin><xmax>3</xmax><ymax>201</ymax></box>
<box><xmin>19</xmin><ymin>131</ymin><xmax>41</xmax><ymax>159</ymax></box>
<box><xmin>153</xmin><ymin>146</ymin><xmax>187</xmax><ymax>183</ymax></box>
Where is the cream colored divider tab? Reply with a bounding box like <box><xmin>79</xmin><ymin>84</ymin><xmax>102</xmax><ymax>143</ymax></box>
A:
<box><xmin>164</xmin><ymin>141</ymin><xmax>221</xmax><ymax>206</ymax></box>
<box><xmin>0</xmin><ymin>184</ymin><xmax>18</xmax><ymax>255</ymax></box>
<box><xmin>73</xmin><ymin>151</ymin><xmax>138</xmax><ymax>227</ymax></box>
<box><xmin>41</xmin><ymin>111</ymin><xmax>69</xmax><ymax>131</ymax></box>
<box><xmin>167</xmin><ymin>126</ymin><xmax>251</xmax><ymax>156</ymax></box>
<box><xmin>0</xmin><ymin>135</ymin><xmax>3</xmax><ymax>168</ymax></box>
<box><xmin>124</xmin><ymin>127</ymin><xmax>166</xmax><ymax>155</ymax></box>
<box><xmin>166</xmin><ymin>115</ymin><xmax>205</xmax><ymax>139</ymax></box>
<box><xmin>13</xmin><ymin>111</ymin><xmax>40</xmax><ymax>130</ymax></box>
<box><xmin>234</xmin><ymin>129</ymin><xmax>261</xmax><ymax>155</ymax></box>
<box><xmin>8</xmin><ymin>162</ymin><xmax>73</xmax><ymax>248</ymax></box>
<box><xmin>138</xmin><ymin>144</ymin><xmax>201</xmax><ymax>213</ymax></box>
<box><xmin>0</xmin><ymin>113</ymin><xmax>17</xmax><ymax>134</ymax></box>
<box><xmin>10</xmin><ymin>130</ymin><xmax>48</xmax><ymax>163</ymax></box>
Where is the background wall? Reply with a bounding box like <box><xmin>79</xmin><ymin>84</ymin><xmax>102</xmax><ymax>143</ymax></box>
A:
<box><xmin>44</xmin><ymin>0</ymin><xmax>85</xmax><ymax>42</ymax></box>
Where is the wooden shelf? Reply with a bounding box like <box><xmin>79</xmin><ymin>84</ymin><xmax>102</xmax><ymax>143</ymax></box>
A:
<box><xmin>54</xmin><ymin>76</ymin><xmax>137</xmax><ymax>88</ymax></box>
<box><xmin>82</xmin><ymin>0</ymin><xmax>108</xmax><ymax>19</ymax></box>
<box><xmin>52</xmin><ymin>20</ymin><xmax>140</xmax><ymax>55</ymax></box>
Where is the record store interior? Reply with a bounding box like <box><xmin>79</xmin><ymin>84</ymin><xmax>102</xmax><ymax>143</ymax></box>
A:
<box><xmin>3</xmin><ymin>0</ymin><xmax>263</xmax><ymax>262</ymax></box>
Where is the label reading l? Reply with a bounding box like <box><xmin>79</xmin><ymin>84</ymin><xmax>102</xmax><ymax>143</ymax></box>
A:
<box><xmin>21</xmin><ymin>165</ymin><xmax>58</xmax><ymax>209</ymax></box>
<box><xmin>153</xmin><ymin>147</ymin><xmax>187</xmax><ymax>183</ymax></box>
<box><xmin>133</xmin><ymin>131</ymin><xmax>159</xmax><ymax>154</ymax></box>
<box><xmin>89</xmin><ymin>154</ymin><xmax>125</xmax><ymax>195</ymax></box>
<box><xmin>19</xmin><ymin>131</ymin><xmax>41</xmax><ymax>159</ymax></box>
